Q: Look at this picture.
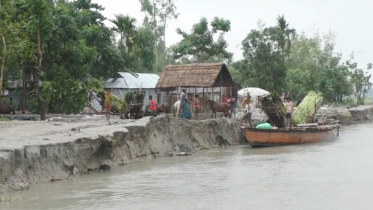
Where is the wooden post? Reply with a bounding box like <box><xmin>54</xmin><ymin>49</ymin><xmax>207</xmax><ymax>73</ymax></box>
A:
<box><xmin>170</xmin><ymin>89</ymin><xmax>173</xmax><ymax>114</ymax></box>
<box><xmin>160</xmin><ymin>90</ymin><xmax>162</xmax><ymax>104</ymax></box>
<box><xmin>210</xmin><ymin>87</ymin><xmax>213</xmax><ymax>100</ymax></box>
<box><xmin>177</xmin><ymin>87</ymin><xmax>179</xmax><ymax>100</ymax></box>
<box><xmin>202</xmin><ymin>87</ymin><xmax>205</xmax><ymax>110</ymax></box>
<box><xmin>192</xmin><ymin>87</ymin><xmax>195</xmax><ymax>114</ymax></box>
<box><xmin>220</xmin><ymin>73</ymin><xmax>222</xmax><ymax>102</ymax></box>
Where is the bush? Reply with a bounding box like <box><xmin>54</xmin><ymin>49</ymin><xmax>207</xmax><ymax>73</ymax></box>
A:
<box><xmin>42</xmin><ymin>76</ymin><xmax>104</xmax><ymax>114</ymax></box>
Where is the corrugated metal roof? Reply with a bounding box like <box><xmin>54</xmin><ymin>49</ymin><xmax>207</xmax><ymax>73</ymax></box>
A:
<box><xmin>104</xmin><ymin>72</ymin><xmax>160</xmax><ymax>89</ymax></box>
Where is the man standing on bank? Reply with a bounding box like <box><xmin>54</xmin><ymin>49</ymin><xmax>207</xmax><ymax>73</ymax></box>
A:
<box><xmin>285</xmin><ymin>97</ymin><xmax>294</xmax><ymax>129</ymax></box>
<box><xmin>105</xmin><ymin>89</ymin><xmax>113</xmax><ymax>124</ymax></box>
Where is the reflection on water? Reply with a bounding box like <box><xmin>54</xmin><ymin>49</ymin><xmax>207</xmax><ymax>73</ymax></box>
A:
<box><xmin>2</xmin><ymin>124</ymin><xmax>373</xmax><ymax>210</ymax></box>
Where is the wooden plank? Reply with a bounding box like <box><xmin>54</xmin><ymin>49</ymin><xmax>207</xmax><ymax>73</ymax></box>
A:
<box><xmin>297</xmin><ymin>123</ymin><xmax>318</xmax><ymax>127</ymax></box>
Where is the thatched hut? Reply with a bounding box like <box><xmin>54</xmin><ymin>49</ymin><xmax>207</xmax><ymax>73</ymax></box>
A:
<box><xmin>156</xmin><ymin>63</ymin><xmax>237</xmax><ymax>110</ymax></box>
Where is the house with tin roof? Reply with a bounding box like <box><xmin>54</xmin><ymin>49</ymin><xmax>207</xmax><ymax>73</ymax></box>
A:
<box><xmin>104</xmin><ymin>71</ymin><xmax>160</xmax><ymax>109</ymax></box>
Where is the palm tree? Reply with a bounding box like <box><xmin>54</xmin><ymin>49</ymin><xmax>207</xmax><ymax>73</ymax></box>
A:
<box><xmin>276</xmin><ymin>15</ymin><xmax>296</xmax><ymax>65</ymax></box>
<box><xmin>110</xmin><ymin>14</ymin><xmax>138</xmax><ymax>69</ymax></box>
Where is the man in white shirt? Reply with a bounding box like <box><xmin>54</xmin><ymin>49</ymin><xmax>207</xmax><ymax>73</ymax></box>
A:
<box><xmin>241</xmin><ymin>100</ymin><xmax>253</xmax><ymax>127</ymax></box>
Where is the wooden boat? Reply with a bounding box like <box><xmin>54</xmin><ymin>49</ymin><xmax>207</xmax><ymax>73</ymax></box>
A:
<box><xmin>243</xmin><ymin>124</ymin><xmax>339</xmax><ymax>147</ymax></box>
<box><xmin>242</xmin><ymin>94</ymin><xmax>340</xmax><ymax>147</ymax></box>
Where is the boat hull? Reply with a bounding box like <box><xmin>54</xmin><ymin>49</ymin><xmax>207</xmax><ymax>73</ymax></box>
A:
<box><xmin>244</xmin><ymin>126</ymin><xmax>338</xmax><ymax>147</ymax></box>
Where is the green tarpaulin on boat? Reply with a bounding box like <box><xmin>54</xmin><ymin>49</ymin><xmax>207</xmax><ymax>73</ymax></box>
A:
<box><xmin>256</xmin><ymin>123</ymin><xmax>273</xmax><ymax>129</ymax></box>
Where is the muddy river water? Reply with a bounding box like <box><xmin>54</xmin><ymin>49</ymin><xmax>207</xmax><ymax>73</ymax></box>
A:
<box><xmin>2</xmin><ymin>123</ymin><xmax>373</xmax><ymax>210</ymax></box>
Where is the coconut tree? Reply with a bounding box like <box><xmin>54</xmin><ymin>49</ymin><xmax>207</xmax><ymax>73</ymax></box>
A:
<box><xmin>110</xmin><ymin>14</ymin><xmax>138</xmax><ymax>69</ymax></box>
<box><xmin>276</xmin><ymin>15</ymin><xmax>296</xmax><ymax>64</ymax></box>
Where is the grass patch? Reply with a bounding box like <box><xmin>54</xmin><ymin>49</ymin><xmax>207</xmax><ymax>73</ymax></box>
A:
<box><xmin>0</xmin><ymin>118</ymin><xmax>10</xmax><ymax>121</ymax></box>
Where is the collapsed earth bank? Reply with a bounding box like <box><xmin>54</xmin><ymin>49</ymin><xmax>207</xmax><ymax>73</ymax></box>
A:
<box><xmin>314</xmin><ymin>105</ymin><xmax>373</xmax><ymax>125</ymax></box>
<box><xmin>0</xmin><ymin>116</ymin><xmax>242</xmax><ymax>194</ymax></box>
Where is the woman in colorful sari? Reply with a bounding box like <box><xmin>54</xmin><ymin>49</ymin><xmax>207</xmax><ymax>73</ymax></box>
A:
<box><xmin>180</xmin><ymin>89</ymin><xmax>192</xmax><ymax>119</ymax></box>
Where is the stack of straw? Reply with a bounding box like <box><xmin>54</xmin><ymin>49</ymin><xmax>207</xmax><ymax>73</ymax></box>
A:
<box><xmin>292</xmin><ymin>91</ymin><xmax>323</xmax><ymax>125</ymax></box>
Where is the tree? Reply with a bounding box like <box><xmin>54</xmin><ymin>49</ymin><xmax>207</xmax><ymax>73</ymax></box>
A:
<box><xmin>71</xmin><ymin>0</ymin><xmax>122</xmax><ymax>79</ymax></box>
<box><xmin>0</xmin><ymin>36</ymin><xmax>5</xmax><ymax>103</ymax></box>
<box><xmin>111</xmin><ymin>14</ymin><xmax>138</xmax><ymax>69</ymax></box>
<box><xmin>169</xmin><ymin>17</ymin><xmax>232</xmax><ymax>63</ymax></box>
<box><xmin>285</xmin><ymin>68</ymin><xmax>311</xmax><ymax>96</ymax></box>
<box><xmin>139</xmin><ymin>0</ymin><xmax>179</xmax><ymax>72</ymax></box>
<box><xmin>0</xmin><ymin>0</ymin><xmax>36</xmax><ymax>110</ymax></box>
<box><xmin>288</xmin><ymin>31</ymin><xmax>353</xmax><ymax>101</ymax></box>
<box><xmin>132</xmin><ymin>24</ymin><xmax>156</xmax><ymax>72</ymax></box>
<box><xmin>350</xmin><ymin>61</ymin><xmax>372</xmax><ymax>105</ymax></box>
<box><xmin>139</xmin><ymin>0</ymin><xmax>178</xmax><ymax>46</ymax></box>
<box><xmin>239</xmin><ymin>27</ymin><xmax>286</xmax><ymax>92</ymax></box>
<box><xmin>21</xmin><ymin>0</ymin><xmax>54</xmax><ymax>120</ymax></box>
<box><xmin>276</xmin><ymin>15</ymin><xmax>295</xmax><ymax>64</ymax></box>
<box><xmin>40</xmin><ymin>1</ymin><xmax>108</xmax><ymax>113</ymax></box>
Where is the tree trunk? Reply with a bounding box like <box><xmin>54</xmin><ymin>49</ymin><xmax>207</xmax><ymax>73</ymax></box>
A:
<box><xmin>127</xmin><ymin>46</ymin><xmax>131</xmax><ymax>69</ymax></box>
<box><xmin>22</xmin><ymin>69</ymin><xmax>28</xmax><ymax>113</ymax></box>
<box><xmin>152</xmin><ymin>0</ymin><xmax>159</xmax><ymax>71</ymax></box>
<box><xmin>36</xmin><ymin>26</ymin><xmax>46</xmax><ymax>120</ymax></box>
<box><xmin>0</xmin><ymin>36</ymin><xmax>6</xmax><ymax>105</ymax></box>
<box><xmin>152</xmin><ymin>0</ymin><xmax>156</xmax><ymax>36</ymax></box>
<box><xmin>163</xmin><ymin>16</ymin><xmax>167</xmax><ymax>48</ymax></box>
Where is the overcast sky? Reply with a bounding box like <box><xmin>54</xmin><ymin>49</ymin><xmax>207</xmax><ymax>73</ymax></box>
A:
<box><xmin>92</xmin><ymin>0</ymin><xmax>372</xmax><ymax>68</ymax></box>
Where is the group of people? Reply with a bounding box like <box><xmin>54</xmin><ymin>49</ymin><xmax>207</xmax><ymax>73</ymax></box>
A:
<box><xmin>179</xmin><ymin>89</ymin><xmax>237</xmax><ymax>120</ymax></box>
<box><xmin>222</xmin><ymin>95</ymin><xmax>237</xmax><ymax>116</ymax></box>
<box><xmin>105</xmin><ymin>87</ymin><xmax>302</xmax><ymax>130</ymax></box>
<box><xmin>240</xmin><ymin>92</ymin><xmax>303</xmax><ymax>130</ymax></box>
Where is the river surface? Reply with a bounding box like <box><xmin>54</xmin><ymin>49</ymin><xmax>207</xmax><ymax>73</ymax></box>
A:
<box><xmin>2</xmin><ymin>123</ymin><xmax>373</xmax><ymax>210</ymax></box>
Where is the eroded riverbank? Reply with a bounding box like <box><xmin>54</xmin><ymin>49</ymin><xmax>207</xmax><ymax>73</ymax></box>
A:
<box><xmin>314</xmin><ymin>105</ymin><xmax>373</xmax><ymax>125</ymax></box>
<box><xmin>1</xmin><ymin>104</ymin><xmax>372</xmax><ymax>194</ymax></box>
<box><xmin>1</xmin><ymin>123</ymin><xmax>373</xmax><ymax>210</ymax></box>
<box><xmin>0</xmin><ymin>115</ymin><xmax>242</xmax><ymax>193</ymax></box>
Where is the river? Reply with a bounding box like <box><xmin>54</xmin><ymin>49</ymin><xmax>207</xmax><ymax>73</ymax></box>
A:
<box><xmin>1</xmin><ymin>123</ymin><xmax>373</xmax><ymax>210</ymax></box>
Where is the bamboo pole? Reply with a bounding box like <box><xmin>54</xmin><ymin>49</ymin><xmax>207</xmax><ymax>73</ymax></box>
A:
<box><xmin>318</xmin><ymin>102</ymin><xmax>335</xmax><ymax>123</ymax></box>
<box><xmin>220</xmin><ymin>73</ymin><xmax>222</xmax><ymax>102</ymax></box>
<box><xmin>192</xmin><ymin>88</ymin><xmax>195</xmax><ymax>113</ymax></box>
<box><xmin>170</xmin><ymin>89</ymin><xmax>173</xmax><ymax>114</ymax></box>
<box><xmin>210</xmin><ymin>87</ymin><xmax>213</xmax><ymax>100</ymax></box>
<box><xmin>203</xmin><ymin>87</ymin><xmax>205</xmax><ymax>110</ymax></box>
<box><xmin>177</xmin><ymin>87</ymin><xmax>179</xmax><ymax>101</ymax></box>
<box><xmin>0</xmin><ymin>36</ymin><xmax>6</xmax><ymax>104</ymax></box>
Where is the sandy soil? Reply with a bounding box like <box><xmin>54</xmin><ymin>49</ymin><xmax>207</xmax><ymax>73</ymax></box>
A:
<box><xmin>0</xmin><ymin>108</ymin><xmax>267</xmax><ymax>150</ymax></box>
<box><xmin>0</xmin><ymin>116</ymin><xmax>149</xmax><ymax>150</ymax></box>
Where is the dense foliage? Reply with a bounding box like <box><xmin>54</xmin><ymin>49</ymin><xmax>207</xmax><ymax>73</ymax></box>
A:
<box><xmin>0</xmin><ymin>1</ymin><xmax>371</xmax><ymax>119</ymax></box>
<box><xmin>232</xmin><ymin>19</ymin><xmax>372</xmax><ymax>104</ymax></box>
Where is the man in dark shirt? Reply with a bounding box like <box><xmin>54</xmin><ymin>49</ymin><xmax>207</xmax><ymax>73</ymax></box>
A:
<box><xmin>296</xmin><ymin>94</ymin><xmax>302</xmax><ymax>107</ymax></box>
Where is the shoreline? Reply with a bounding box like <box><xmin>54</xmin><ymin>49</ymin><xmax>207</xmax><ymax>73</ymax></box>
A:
<box><xmin>1</xmin><ymin>105</ymin><xmax>372</xmax><ymax>194</ymax></box>
<box><xmin>0</xmin><ymin>115</ymin><xmax>243</xmax><ymax>194</ymax></box>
